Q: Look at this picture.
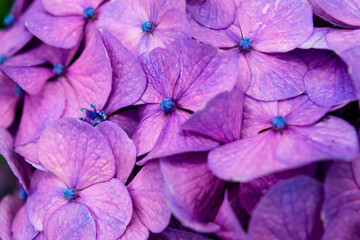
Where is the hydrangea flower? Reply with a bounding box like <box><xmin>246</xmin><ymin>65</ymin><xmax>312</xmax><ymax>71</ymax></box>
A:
<box><xmin>24</xmin><ymin>0</ymin><xmax>107</xmax><ymax>48</ymax></box>
<box><xmin>98</xmin><ymin>0</ymin><xmax>188</xmax><ymax>56</ymax></box>
<box><xmin>208</xmin><ymin>94</ymin><xmax>359</xmax><ymax>181</ymax></box>
<box><xmin>132</xmin><ymin>39</ymin><xmax>237</xmax><ymax>162</ymax></box>
<box><xmin>188</xmin><ymin>0</ymin><xmax>313</xmax><ymax>100</ymax></box>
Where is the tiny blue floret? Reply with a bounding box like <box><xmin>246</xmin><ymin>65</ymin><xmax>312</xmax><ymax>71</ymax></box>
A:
<box><xmin>272</xmin><ymin>116</ymin><xmax>286</xmax><ymax>130</ymax></box>
<box><xmin>18</xmin><ymin>188</ymin><xmax>27</xmax><ymax>199</ymax></box>
<box><xmin>239</xmin><ymin>38</ymin><xmax>252</xmax><ymax>51</ymax></box>
<box><xmin>0</xmin><ymin>55</ymin><xmax>5</xmax><ymax>65</ymax></box>
<box><xmin>64</xmin><ymin>188</ymin><xmax>77</xmax><ymax>200</ymax></box>
<box><xmin>53</xmin><ymin>63</ymin><xmax>64</xmax><ymax>75</ymax></box>
<box><xmin>141</xmin><ymin>21</ymin><xmax>154</xmax><ymax>33</ymax></box>
<box><xmin>83</xmin><ymin>7</ymin><xmax>96</xmax><ymax>19</ymax></box>
<box><xmin>15</xmin><ymin>85</ymin><xmax>24</xmax><ymax>96</ymax></box>
<box><xmin>3</xmin><ymin>14</ymin><xmax>15</xmax><ymax>27</ymax></box>
<box><xmin>160</xmin><ymin>98</ymin><xmax>175</xmax><ymax>113</ymax></box>
<box><xmin>79</xmin><ymin>103</ymin><xmax>107</xmax><ymax>126</ymax></box>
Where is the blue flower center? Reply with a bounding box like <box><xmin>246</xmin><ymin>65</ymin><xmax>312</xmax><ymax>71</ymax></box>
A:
<box><xmin>83</xmin><ymin>7</ymin><xmax>96</xmax><ymax>19</ymax></box>
<box><xmin>53</xmin><ymin>63</ymin><xmax>64</xmax><ymax>75</ymax></box>
<box><xmin>79</xmin><ymin>103</ymin><xmax>107</xmax><ymax>126</ymax></box>
<box><xmin>160</xmin><ymin>98</ymin><xmax>175</xmax><ymax>113</ymax></box>
<box><xmin>239</xmin><ymin>38</ymin><xmax>252</xmax><ymax>51</ymax></box>
<box><xmin>141</xmin><ymin>21</ymin><xmax>154</xmax><ymax>33</ymax></box>
<box><xmin>18</xmin><ymin>188</ymin><xmax>27</xmax><ymax>199</ymax></box>
<box><xmin>3</xmin><ymin>14</ymin><xmax>15</xmax><ymax>28</ymax></box>
<box><xmin>64</xmin><ymin>188</ymin><xmax>77</xmax><ymax>200</ymax></box>
<box><xmin>0</xmin><ymin>55</ymin><xmax>5</xmax><ymax>65</ymax></box>
<box><xmin>272</xmin><ymin>116</ymin><xmax>286</xmax><ymax>130</ymax></box>
<box><xmin>15</xmin><ymin>85</ymin><xmax>24</xmax><ymax>96</ymax></box>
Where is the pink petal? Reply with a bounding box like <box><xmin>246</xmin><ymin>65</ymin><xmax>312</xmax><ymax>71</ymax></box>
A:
<box><xmin>238</xmin><ymin>0</ymin><xmax>313</xmax><ymax>52</ymax></box>
<box><xmin>37</xmin><ymin>118</ymin><xmax>115</xmax><ymax>189</ymax></box>
<box><xmin>0</xmin><ymin>195</ymin><xmax>23</xmax><ymax>240</ymax></box>
<box><xmin>42</xmin><ymin>0</ymin><xmax>103</xmax><ymax>16</ymax></box>
<box><xmin>12</xmin><ymin>206</ymin><xmax>38</xmax><ymax>240</ymax></box>
<box><xmin>26</xmin><ymin>171</ymin><xmax>68</xmax><ymax>231</ymax></box>
<box><xmin>183</xmin><ymin>89</ymin><xmax>244</xmax><ymax>143</ymax></box>
<box><xmin>128</xmin><ymin>160</ymin><xmax>171</xmax><ymax>233</ymax></box>
<box><xmin>15</xmin><ymin>81</ymin><xmax>66</xmax><ymax>146</ymax></box>
<box><xmin>45</xmin><ymin>203</ymin><xmax>96</xmax><ymax>240</ymax></box>
<box><xmin>245</xmin><ymin>51</ymin><xmax>306</xmax><ymax>101</ymax></box>
<box><xmin>99</xmin><ymin>29</ymin><xmax>146</xmax><ymax>114</ymax></box>
<box><xmin>96</xmin><ymin>121</ymin><xmax>136</xmax><ymax>184</ymax></box>
<box><xmin>66</xmin><ymin>25</ymin><xmax>112</xmax><ymax>112</ymax></box>
<box><xmin>25</xmin><ymin>10</ymin><xmax>85</xmax><ymax>49</ymax></box>
<box><xmin>118</xmin><ymin>211</ymin><xmax>149</xmax><ymax>240</ymax></box>
<box><xmin>0</xmin><ymin>74</ymin><xmax>20</xmax><ymax>128</ymax></box>
<box><xmin>77</xmin><ymin>179</ymin><xmax>132</xmax><ymax>240</ymax></box>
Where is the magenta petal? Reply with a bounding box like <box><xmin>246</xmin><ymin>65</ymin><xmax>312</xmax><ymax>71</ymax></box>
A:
<box><xmin>37</xmin><ymin>118</ymin><xmax>115</xmax><ymax>189</ymax></box>
<box><xmin>118</xmin><ymin>211</ymin><xmax>149</xmax><ymax>240</ymax></box>
<box><xmin>245</xmin><ymin>51</ymin><xmax>306</xmax><ymax>101</ymax></box>
<box><xmin>42</xmin><ymin>0</ymin><xmax>103</xmax><ymax>16</ymax></box>
<box><xmin>0</xmin><ymin>66</ymin><xmax>53</xmax><ymax>95</ymax></box>
<box><xmin>0</xmin><ymin>195</ymin><xmax>23</xmax><ymax>240</ymax></box>
<box><xmin>26</xmin><ymin>171</ymin><xmax>67</xmax><ymax>231</ymax></box>
<box><xmin>142</xmin><ymin>110</ymin><xmax>218</xmax><ymax>162</ymax></box>
<box><xmin>78</xmin><ymin>179</ymin><xmax>132</xmax><ymax>240</ymax></box>
<box><xmin>99</xmin><ymin>29</ymin><xmax>146</xmax><ymax>114</ymax></box>
<box><xmin>248</xmin><ymin>176</ymin><xmax>324</xmax><ymax>240</ymax></box>
<box><xmin>25</xmin><ymin>11</ymin><xmax>85</xmax><ymax>48</ymax></box>
<box><xmin>45</xmin><ymin>203</ymin><xmax>96</xmax><ymax>240</ymax></box>
<box><xmin>160</xmin><ymin>153</ymin><xmax>225</xmax><ymax>231</ymax></box>
<box><xmin>238</xmin><ymin>0</ymin><xmax>313</xmax><ymax>52</ymax></box>
<box><xmin>214</xmin><ymin>191</ymin><xmax>247</xmax><ymax>240</ymax></box>
<box><xmin>0</xmin><ymin>74</ymin><xmax>19</xmax><ymax>128</ymax></box>
<box><xmin>66</xmin><ymin>25</ymin><xmax>112</xmax><ymax>112</ymax></box>
<box><xmin>15</xmin><ymin>81</ymin><xmax>66</xmax><ymax>147</ymax></box>
<box><xmin>276</xmin><ymin>117</ymin><xmax>359</xmax><ymax>164</ymax></box>
<box><xmin>0</xmin><ymin>128</ymin><xmax>32</xmax><ymax>193</ymax></box>
<box><xmin>12</xmin><ymin>206</ymin><xmax>38</xmax><ymax>240</ymax></box>
<box><xmin>128</xmin><ymin>160</ymin><xmax>171</xmax><ymax>233</ymax></box>
<box><xmin>96</xmin><ymin>121</ymin><xmax>136</xmax><ymax>183</ymax></box>
<box><xmin>187</xmin><ymin>0</ymin><xmax>235</xmax><ymax>29</ymax></box>
<box><xmin>183</xmin><ymin>89</ymin><xmax>244</xmax><ymax>143</ymax></box>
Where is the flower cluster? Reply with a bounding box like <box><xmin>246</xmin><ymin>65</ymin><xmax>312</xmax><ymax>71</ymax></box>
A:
<box><xmin>0</xmin><ymin>0</ymin><xmax>360</xmax><ymax>239</ymax></box>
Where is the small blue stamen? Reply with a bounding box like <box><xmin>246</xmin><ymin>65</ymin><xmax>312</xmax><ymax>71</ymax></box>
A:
<box><xmin>160</xmin><ymin>98</ymin><xmax>175</xmax><ymax>113</ymax></box>
<box><xmin>83</xmin><ymin>7</ymin><xmax>96</xmax><ymax>19</ymax></box>
<box><xmin>18</xmin><ymin>188</ymin><xmax>27</xmax><ymax>200</ymax></box>
<box><xmin>15</xmin><ymin>85</ymin><xmax>24</xmax><ymax>96</ymax></box>
<box><xmin>3</xmin><ymin>14</ymin><xmax>15</xmax><ymax>28</ymax></box>
<box><xmin>272</xmin><ymin>116</ymin><xmax>286</xmax><ymax>130</ymax></box>
<box><xmin>64</xmin><ymin>188</ymin><xmax>77</xmax><ymax>200</ymax></box>
<box><xmin>79</xmin><ymin>103</ymin><xmax>107</xmax><ymax>126</ymax></box>
<box><xmin>53</xmin><ymin>63</ymin><xmax>64</xmax><ymax>75</ymax></box>
<box><xmin>239</xmin><ymin>38</ymin><xmax>252</xmax><ymax>51</ymax></box>
<box><xmin>141</xmin><ymin>21</ymin><xmax>154</xmax><ymax>33</ymax></box>
<box><xmin>0</xmin><ymin>55</ymin><xmax>5</xmax><ymax>65</ymax></box>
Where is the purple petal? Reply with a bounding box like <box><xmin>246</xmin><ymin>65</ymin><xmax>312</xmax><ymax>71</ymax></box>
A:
<box><xmin>12</xmin><ymin>206</ymin><xmax>38</xmax><ymax>240</ymax></box>
<box><xmin>248</xmin><ymin>176</ymin><xmax>324</xmax><ymax>240</ymax></box>
<box><xmin>160</xmin><ymin>152</ymin><xmax>225</xmax><ymax>232</ymax></box>
<box><xmin>183</xmin><ymin>89</ymin><xmax>244</xmax><ymax>143</ymax></box>
<box><xmin>0</xmin><ymin>195</ymin><xmax>23</xmax><ymax>240</ymax></box>
<box><xmin>45</xmin><ymin>203</ymin><xmax>96</xmax><ymax>240</ymax></box>
<box><xmin>0</xmin><ymin>128</ymin><xmax>32</xmax><ymax>193</ymax></box>
<box><xmin>150</xmin><ymin>228</ymin><xmax>212</xmax><ymax>240</ymax></box>
<box><xmin>0</xmin><ymin>74</ymin><xmax>20</xmax><ymax>128</ymax></box>
<box><xmin>245</xmin><ymin>51</ymin><xmax>306</xmax><ymax>101</ymax></box>
<box><xmin>65</xmin><ymin>25</ymin><xmax>112</xmax><ymax>114</ymax></box>
<box><xmin>26</xmin><ymin>171</ymin><xmax>67</xmax><ymax>231</ymax></box>
<box><xmin>96</xmin><ymin>121</ymin><xmax>136</xmax><ymax>184</ymax></box>
<box><xmin>78</xmin><ymin>179</ymin><xmax>132</xmax><ymax>239</ymax></box>
<box><xmin>37</xmin><ymin>118</ymin><xmax>115</xmax><ymax>189</ymax></box>
<box><xmin>42</xmin><ymin>0</ymin><xmax>103</xmax><ymax>16</ymax></box>
<box><xmin>15</xmin><ymin>141</ymin><xmax>45</xmax><ymax>171</ymax></box>
<box><xmin>99</xmin><ymin>29</ymin><xmax>146</xmax><ymax>114</ymax></box>
<box><xmin>128</xmin><ymin>160</ymin><xmax>171</xmax><ymax>233</ymax></box>
<box><xmin>238</xmin><ymin>0</ymin><xmax>313</xmax><ymax>52</ymax></box>
<box><xmin>25</xmin><ymin>10</ymin><xmax>85</xmax><ymax>49</ymax></box>
<box><xmin>15</xmin><ymin>81</ymin><xmax>66</xmax><ymax>147</ymax></box>
<box><xmin>187</xmin><ymin>0</ymin><xmax>236</xmax><ymax>29</ymax></box>
<box><xmin>298</xmin><ymin>27</ymin><xmax>333</xmax><ymax>50</ymax></box>
<box><xmin>109</xmin><ymin>108</ymin><xmax>140</xmax><ymax>138</ymax></box>
<box><xmin>118</xmin><ymin>211</ymin><xmax>149</xmax><ymax>240</ymax></box>
<box><xmin>323</xmin><ymin>209</ymin><xmax>360</xmax><ymax>240</ymax></box>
